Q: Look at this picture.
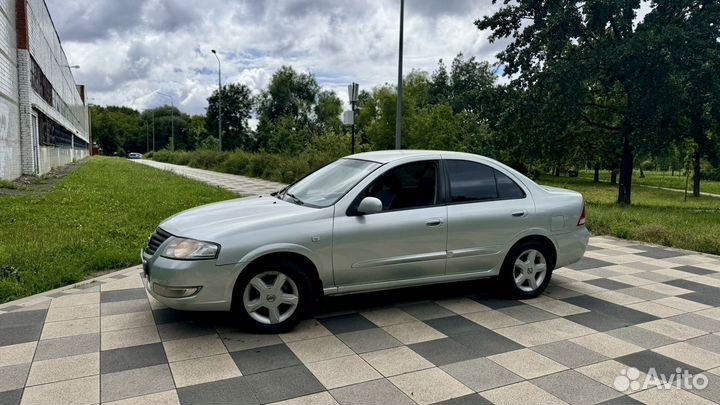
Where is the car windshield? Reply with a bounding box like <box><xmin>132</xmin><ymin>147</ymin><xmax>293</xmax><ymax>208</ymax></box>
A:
<box><xmin>280</xmin><ymin>159</ymin><xmax>381</xmax><ymax>207</ymax></box>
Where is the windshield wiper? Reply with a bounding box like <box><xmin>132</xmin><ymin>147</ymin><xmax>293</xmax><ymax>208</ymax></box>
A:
<box><xmin>284</xmin><ymin>192</ymin><xmax>304</xmax><ymax>205</ymax></box>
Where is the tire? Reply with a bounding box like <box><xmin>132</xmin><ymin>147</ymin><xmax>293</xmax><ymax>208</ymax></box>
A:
<box><xmin>232</xmin><ymin>258</ymin><xmax>313</xmax><ymax>333</ymax></box>
<box><xmin>499</xmin><ymin>240</ymin><xmax>554</xmax><ymax>299</ymax></box>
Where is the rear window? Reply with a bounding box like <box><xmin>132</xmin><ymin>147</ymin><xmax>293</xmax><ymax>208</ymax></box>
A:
<box><xmin>446</xmin><ymin>160</ymin><xmax>526</xmax><ymax>203</ymax></box>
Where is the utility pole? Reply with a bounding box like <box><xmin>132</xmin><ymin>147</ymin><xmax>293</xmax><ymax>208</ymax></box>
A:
<box><xmin>146</xmin><ymin>123</ymin><xmax>149</xmax><ymax>153</ymax></box>
<box><xmin>157</xmin><ymin>92</ymin><xmax>174</xmax><ymax>151</ymax></box>
<box><xmin>395</xmin><ymin>0</ymin><xmax>404</xmax><ymax>150</ymax></box>
<box><xmin>211</xmin><ymin>49</ymin><xmax>222</xmax><ymax>151</ymax></box>
<box><xmin>152</xmin><ymin>110</ymin><xmax>155</xmax><ymax>151</ymax></box>
<box><xmin>348</xmin><ymin>82</ymin><xmax>359</xmax><ymax>154</ymax></box>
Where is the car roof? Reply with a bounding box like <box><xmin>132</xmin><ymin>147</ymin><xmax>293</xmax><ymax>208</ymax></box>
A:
<box><xmin>347</xmin><ymin>150</ymin><xmax>483</xmax><ymax>164</ymax></box>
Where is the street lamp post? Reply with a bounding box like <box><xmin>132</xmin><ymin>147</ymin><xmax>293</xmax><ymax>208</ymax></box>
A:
<box><xmin>152</xmin><ymin>110</ymin><xmax>155</xmax><ymax>151</ymax></box>
<box><xmin>348</xmin><ymin>83</ymin><xmax>359</xmax><ymax>154</ymax></box>
<box><xmin>395</xmin><ymin>0</ymin><xmax>404</xmax><ymax>150</ymax></box>
<box><xmin>211</xmin><ymin>49</ymin><xmax>222</xmax><ymax>151</ymax></box>
<box><xmin>157</xmin><ymin>92</ymin><xmax>174</xmax><ymax>151</ymax></box>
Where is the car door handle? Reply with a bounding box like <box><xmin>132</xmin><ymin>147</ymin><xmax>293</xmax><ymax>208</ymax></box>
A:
<box><xmin>511</xmin><ymin>210</ymin><xmax>527</xmax><ymax>217</ymax></box>
<box><xmin>425</xmin><ymin>218</ymin><xmax>445</xmax><ymax>226</ymax></box>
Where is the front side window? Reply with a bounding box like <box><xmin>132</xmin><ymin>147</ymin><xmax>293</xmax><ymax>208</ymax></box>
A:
<box><xmin>362</xmin><ymin>160</ymin><xmax>439</xmax><ymax>211</ymax></box>
<box><xmin>282</xmin><ymin>158</ymin><xmax>380</xmax><ymax>207</ymax></box>
<box><xmin>446</xmin><ymin>160</ymin><xmax>525</xmax><ymax>203</ymax></box>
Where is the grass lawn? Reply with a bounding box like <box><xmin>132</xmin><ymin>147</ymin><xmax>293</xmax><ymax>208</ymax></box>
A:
<box><xmin>0</xmin><ymin>157</ymin><xmax>237</xmax><ymax>303</ymax></box>
<box><xmin>578</xmin><ymin>170</ymin><xmax>720</xmax><ymax>195</ymax></box>
<box><xmin>540</xmin><ymin>175</ymin><xmax>720</xmax><ymax>255</ymax></box>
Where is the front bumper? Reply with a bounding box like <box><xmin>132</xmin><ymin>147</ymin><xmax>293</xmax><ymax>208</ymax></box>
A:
<box><xmin>141</xmin><ymin>251</ymin><xmax>237</xmax><ymax>311</ymax></box>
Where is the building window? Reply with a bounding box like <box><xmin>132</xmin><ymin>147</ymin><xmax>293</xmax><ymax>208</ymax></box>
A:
<box><xmin>30</xmin><ymin>57</ymin><xmax>53</xmax><ymax>105</ymax></box>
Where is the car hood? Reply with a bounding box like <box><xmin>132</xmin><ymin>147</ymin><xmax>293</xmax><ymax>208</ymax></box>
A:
<box><xmin>159</xmin><ymin>196</ymin><xmax>319</xmax><ymax>242</ymax></box>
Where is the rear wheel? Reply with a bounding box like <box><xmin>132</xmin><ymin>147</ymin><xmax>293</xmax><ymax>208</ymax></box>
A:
<box><xmin>233</xmin><ymin>259</ymin><xmax>312</xmax><ymax>333</ymax></box>
<box><xmin>500</xmin><ymin>241</ymin><xmax>554</xmax><ymax>298</ymax></box>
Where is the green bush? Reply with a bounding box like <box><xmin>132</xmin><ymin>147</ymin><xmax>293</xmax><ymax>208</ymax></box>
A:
<box><xmin>150</xmin><ymin>133</ymin><xmax>353</xmax><ymax>183</ymax></box>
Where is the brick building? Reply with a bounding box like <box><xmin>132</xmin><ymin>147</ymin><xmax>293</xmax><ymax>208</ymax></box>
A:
<box><xmin>0</xmin><ymin>0</ymin><xmax>89</xmax><ymax>180</ymax></box>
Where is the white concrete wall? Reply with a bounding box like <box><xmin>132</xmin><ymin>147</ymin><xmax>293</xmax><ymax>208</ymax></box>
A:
<box><xmin>0</xmin><ymin>0</ymin><xmax>21</xmax><ymax>180</ymax></box>
<box><xmin>38</xmin><ymin>145</ymin><xmax>87</xmax><ymax>175</ymax></box>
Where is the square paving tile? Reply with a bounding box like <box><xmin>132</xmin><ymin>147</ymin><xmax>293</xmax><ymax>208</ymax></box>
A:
<box><xmin>0</xmin><ymin>389</ymin><xmax>23</xmax><ymax>405</ymax></box>
<box><xmin>0</xmin><ymin>341</ymin><xmax>37</xmax><ymax>368</ymax></box>
<box><xmin>585</xmin><ymin>279</ymin><xmax>635</xmax><ymax>291</ymax></box>
<box><xmin>21</xmin><ymin>375</ymin><xmax>99</xmax><ymax>405</ymax></box>
<box><xmin>163</xmin><ymin>334</ymin><xmax>227</xmax><ymax>362</ymax></box>
<box><xmin>480</xmin><ymin>381</ymin><xmax>566</xmax><ymax>405</ymax></box>
<box><xmin>0</xmin><ymin>363</ymin><xmax>31</xmax><ymax>392</ymax></box>
<box><xmin>360</xmin><ymin>346</ymin><xmax>434</xmax><ymax>377</ymax></box>
<box><xmin>488</xmin><ymin>349</ymin><xmax>568</xmax><ymax>379</ymax></box>
<box><xmin>532</xmin><ymin>340</ymin><xmax>609</xmax><ymax>368</ymax></box>
<box><xmin>103</xmin><ymin>389</ymin><xmax>180</xmax><ymax>405</ymax></box>
<box><xmin>40</xmin><ymin>317</ymin><xmax>99</xmax><ymax>340</ymax></box>
<box><xmin>218</xmin><ymin>330</ymin><xmax>283</xmax><ymax>352</ymax></box>
<box><xmin>616</xmin><ymin>350</ymin><xmax>702</xmax><ymax>377</ymax></box>
<box><xmin>451</xmin><ymin>329</ymin><xmax>524</xmax><ymax>357</ymax></box>
<box><xmin>382</xmin><ymin>321</ymin><xmax>446</xmax><ymax>344</ymax></box>
<box><xmin>389</xmin><ymin>367</ymin><xmax>473</xmax><ymax>405</ymax></box>
<box><xmin>176</xmin><ymin>377</ymin><xmax>258</xmax><ymax>405</ymax></box>
<box><xmin>169</xmin><ymin>353</ymin><xmax>241</xmax><ymax>388</ymax></box>
<box><xmin>244</xmin><ymin>365</ymin><xmax>324</xmax><ymax>404</ymax></box>
<box><xmin>498</xmin><ymin>304</ymin><xmax>557</xmax><ymax>323</ymax></box>
<box><xmin>230</xmin><ymin>343</ymin><xmax>301</xmax><ymax>375</ymax></box>
<box><xmin>570</xmin><ymin>333</ymin><xmax>644</xmax><ymax>358</ymax></box>
<box><xmin>101</xmin><ymin>311</ymin><xmax>155</xmax><ymax>332</ymax></box>
<box><xmin>33</xmin><ymin>333</ymin><xmax>98</xmax><ymax>362</ymax></box>
<box><xmin>652</xmin><ymin>342</ymin><xmax>720</xmax><ymax>370</ymax></box>
<box><xmin>317</xmin><ymin>313</ymin><xmax>377</xmax><ymax>335</ymax></box>
<box><xmin>630</xmin><ymin>386</ymin><xmax>714</xmax><ymax>405</ymax></box>
<box><xmin>101</xmin><ymin>288</ymin><xmax>148</xmax><ymax>303</ymax></box>
<box><xmin>157</xmin><ymin>321</ymin><xmax>217</xmax><ymax>341</ymax></box>
<box><xmin>278</xmin><ymin>319</ymin><xmax>331</xmax><ymax>343</ymax></box>
<box><xmin>668</xmin><ymin>313</ymin><xmax>720</xmax><ymax>333</ymax></box>
<box><xmin>605</xmin><ymin>326</ymin><xmax>677</xmax><ymax>349</ymax></box>
<box><xmin>101</xmin><ymin>342</ymin><xmax>168</xmax><ymax>374</ymax></box>
<box><xmin>336</xmin><ymin>328</ymin><xmax>402</xmax><ymax>354</ymax></box>
<box><xmin>305</xmin><ymin>354</ymin><xmax>381</xmax><ymax>390</ymax></box>
<box><xmin>436</xmin><ymin>298</ymin><xmax>491</xmax><ymax>315</ymax></box>
<box><xmin>424</xmin><ymin>315</ymin><xmax>489</xmax><ymax>336</ymax></box>
<box><xmin>26</xmin><ymin>352</ymin><xmax>99</xmax><ymax>386</ymax></box>
<box><xmin>0</xmin><ymin>323</ymin><xmax>44</xmax><ymax>347</ymax></box>
<box><xmin>687</xmin><ymin>334</ymin><xmax>720</xmax><ymax>354</ymax></box>
<box><xmin>409</xmin><ymin>337</ymin><xmax>482</xmax><ymax>366</ymax></box>
<box><xmin>101</xmin><ymin>325</ymin><xmax>161</xmax><ymax>350</ymax></box>
<box><xmin>101</xmin><ymin>364</ymin><xmax>175</xmax><ymax>403</ymax></box>
<box><xmin>330</xmin><ymin>378</ymin><xmax>414</xmax><ymax>405</ymax></box>
<box><xmin>360</xmin><ymin>307</ymin><xmax>417</xmax><ymax>327</ymax></box>
<box><xmin>532</xmin><ymin>369</ymin><xmax>621</xmax><ymax>404</ymax></box>
<box><xmin>398</xmin><ymin>302</ymin><xmax>456</xmax><ymax>320</ymax></box>
<box><xmin>462</xmin><ymin>310</ymin><xmax>523</xmax><ymax>330</ymax></box>
<box><xmin>441</xmin><ymin>357</ymin><xmax>523</xmax><ymax>392</ymax></box>
<box><xmin>287</xmin><ymin>335</ymin><xmax>353</xmax><ymax>363</ymax></box>
<box><xmin>636</xmin><ymin>319</ymin><xmax>706</xmax><ymax>340</ymax></box>
<box><xmin>100</xmin><ymin>299</ymin><xmax>151</xmax><ymax>316</ymax></box>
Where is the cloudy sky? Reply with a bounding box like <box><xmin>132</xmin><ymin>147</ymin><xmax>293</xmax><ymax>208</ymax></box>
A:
<box><xmin>45</xmin><ymin>0</ymin><xmax>507</xmax><ymax>115</ymax></box>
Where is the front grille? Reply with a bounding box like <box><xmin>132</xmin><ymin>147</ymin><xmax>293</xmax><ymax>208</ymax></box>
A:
<box><xmin>145</xmin><ymin>228</ymin><xmax>172</xmax><ymax>255</ymax></box>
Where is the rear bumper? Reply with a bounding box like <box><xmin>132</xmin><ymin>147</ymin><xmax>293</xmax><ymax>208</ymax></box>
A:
<box><xmin>554</xmin><ymin>227</ymin><xmax>591</xmax><ymax>269</ymax></box>
<box><xmin>141</xmin><ymin>251</ymin><xmax>236</xmax><ymax>311</ymax></box>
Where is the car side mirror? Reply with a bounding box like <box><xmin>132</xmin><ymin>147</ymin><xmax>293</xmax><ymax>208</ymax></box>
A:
<box><xmin>357</xmin><ymin>197</ymin><xmax>383</xmax><ymax>215</ymax></box>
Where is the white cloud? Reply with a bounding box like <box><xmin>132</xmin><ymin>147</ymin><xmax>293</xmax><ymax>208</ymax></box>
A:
<box><xmin>48</xmin><ymin>0</ymin><xmax>501</xmax><ymax>114</ymax></box>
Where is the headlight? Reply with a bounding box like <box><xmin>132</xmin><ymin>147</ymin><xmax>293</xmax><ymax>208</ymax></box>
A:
<box><xmin>161</xmin><ymin>237</ymin><xmax>219</xmax><ymax>260</ymax></box>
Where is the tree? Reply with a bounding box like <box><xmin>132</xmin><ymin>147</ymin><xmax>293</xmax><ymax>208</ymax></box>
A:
<box><xmin>207</xmin><ymin>83</ymin><xmax>253</xmax><ymax>151</ymax></box>
<box><xmin>476</xmin><ymin>0</ymin><xmax>690</xmax><ymax>204</ymax></box>
<box><xmin>313</xmin><ymin>90</ymin><xmax>343</xmax><ymax>133</ymax></box>
<box><xmin>255</xmin><ymin>66</ymin><xmax>321</xmax><ymax>151</ymax></box>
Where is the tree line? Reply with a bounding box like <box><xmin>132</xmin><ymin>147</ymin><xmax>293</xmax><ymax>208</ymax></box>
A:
<box><xmin>92</xmin><ymin>0</ymin><xmax>719</xmax><ymax>206</ymax></box>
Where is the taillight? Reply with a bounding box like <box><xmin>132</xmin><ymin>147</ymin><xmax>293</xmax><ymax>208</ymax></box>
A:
<box><xmin>577</xmin><ymin>202</ymin><xmax>586</xmax><ymax>226</ymax></box>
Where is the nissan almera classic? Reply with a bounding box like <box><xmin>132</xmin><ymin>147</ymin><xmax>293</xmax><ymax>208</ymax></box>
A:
<box><xmin>142</xmin><ymin>150</ymin><xmax>589</xmax><ymax>332</ymax></box>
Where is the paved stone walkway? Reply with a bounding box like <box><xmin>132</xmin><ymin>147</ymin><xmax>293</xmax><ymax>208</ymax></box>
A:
<box><xmin>133</xmin><ymin>160</ymin><xmax>287</xmax><ymax>195</ymax></box>
<box><xmin>2</xmin><ymin>238</ymin><xmax>720</xmax><ymax>405</ymax></box>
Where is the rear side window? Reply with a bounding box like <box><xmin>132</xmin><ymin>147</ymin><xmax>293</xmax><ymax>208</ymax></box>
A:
<box><xmin>446</xmin><ymin>160</ymin><xmax>497</xmax><ymax>202</ymax></box>
<box><xmin>446</xmin><ymin>160</ymin><xmax>525</xmax><ymax>203</ymax></box>
<box><xmin>495</xmin><ymin>169</ymin><xmax>526</xmax><ymax>199</ymax></box>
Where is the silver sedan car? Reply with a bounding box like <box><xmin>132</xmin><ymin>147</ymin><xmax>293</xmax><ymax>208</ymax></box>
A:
<box><xmin>142</xmin><ymin>150</ymin><xmax>589</xmax><ymax>332</ymax></box>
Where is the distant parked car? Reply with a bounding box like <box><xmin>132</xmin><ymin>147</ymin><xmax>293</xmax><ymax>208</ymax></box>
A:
<box><xmin>142</xmin><ymin>150</ymin><xmax>589</xmax><ymax>332</ymax></box>
<box><xmin>127</xmin><ymin>152</ymin><xmax>143</xmax><ymax>159</ymax></box>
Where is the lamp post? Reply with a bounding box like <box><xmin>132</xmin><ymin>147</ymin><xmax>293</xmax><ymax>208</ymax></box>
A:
<box><xmin>395</xmin><ymin>0</ymin><xmax>404</xmax><ymax>150</ymax></box>
<box><xmin>157</xmin><ymin>92</ymin><xmax>174</xmax><ymax>151</ymax></box>
<box><xmin>211</xmin><ymin>49</ymin><xmax>222</xmax><ymax>151</ymax></box>
<box><xmin>152</xmin><ymin>110</ymin><xmax>155</xmax><ymax>151</ymax></box>
<box><xmin>348</xmin><ymin>83</ymin><xmax>359</xmax><ymax>154</ymax></box>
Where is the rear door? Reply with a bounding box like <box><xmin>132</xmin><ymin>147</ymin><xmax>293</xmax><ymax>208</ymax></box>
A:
<box><xmin>444</xmin><ymin>159</ymin><xmax>534</xmax><ymax>274</ymax></box>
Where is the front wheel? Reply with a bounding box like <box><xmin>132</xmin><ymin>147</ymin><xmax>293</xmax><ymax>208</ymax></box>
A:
<box><xmin>232</xmin><ymin>259</ymin><xmax>312</xmax><ymax>333</ymax></box>
<box><xmin>500</xmin><ymin>241</ymin><xmax>554</xmax><ymax>299</ymax></box>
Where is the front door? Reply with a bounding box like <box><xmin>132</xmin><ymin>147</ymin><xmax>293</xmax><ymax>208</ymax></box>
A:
<box><xmin>333</xmin><ymin>160</ymin><xmax>448</xmax><ymax>288</ymax></box>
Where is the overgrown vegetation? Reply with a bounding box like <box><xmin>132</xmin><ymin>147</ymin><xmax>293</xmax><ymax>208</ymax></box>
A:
<box><xmin>0</xmin><ymin>157</ymin><xmax>236</xmax><ymax>303</ymax></box>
